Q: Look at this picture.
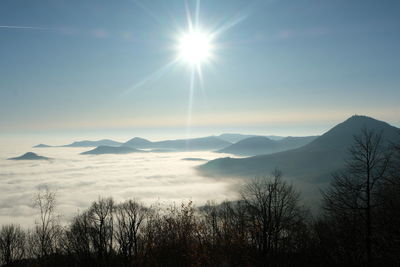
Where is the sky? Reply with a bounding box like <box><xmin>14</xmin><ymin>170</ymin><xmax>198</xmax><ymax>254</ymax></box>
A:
<box><xmin>1</xmin><ymin>0</ymin><xmax>400</xmax><ymax>139</ymax></box>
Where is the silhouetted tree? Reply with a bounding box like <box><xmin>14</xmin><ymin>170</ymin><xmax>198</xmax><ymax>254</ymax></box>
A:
<box><xmin>30</xmin><ymin>188</ymin><xmax>62</xmax><ymax>260</ymax></box>
<box><xmin>114</xmin><ymin>200</ymin><xmax>147</xmax><ymax>266</ymax></box>
<box><xmin>0</xmin><ymin>224</ymin><xmax>26</xmax><ymax>265</ymax></box>
<box><xmin>241</xmin><ymin>169</ymin><xmax>308</xmax><ymax>265</ymax></box>
<box><xmin>322</xmin><ymin>128</ymin><xmax>391</xmax><ymax>266</ymax></box>
<box><xmin>373</xmin><ymin>140</ymin><xmax>400</xmax><ymax>265</ymax></box>
<box><xmin>65</xmin><ymin>211</ymin><xmax>93</xmax><ymax>266</ymax></box>
<box><xmin>88</xmin><ymin>197</ymin><xmax>115</xmax><ymax>265</ymax></box>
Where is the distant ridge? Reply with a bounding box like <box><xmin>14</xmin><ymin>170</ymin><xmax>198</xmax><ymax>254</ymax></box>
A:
<box><xmin>217</xmin><ymin>133</ymin><xmax>284</xmax><ymax>143</ymax></box>
<box><xmin>217</xmin><ymin>135</ymin><xmax>317</xmax><ymax>156</ymax></box>
<box><xmin>217</xmin><ymin>133</ymin><xmax>260</xmax><ymax>143</ymax></box>
<box><xmin>199</xmin><ymin>115</ymin><xmax>400</xmax><ymax>183</ymax></box>
<box><xmin>33</xmin><ymin>144</ymin><xmax>52</xmax><ymax>148</ymax></box>
<box><xmin>37</xmin><ymin>136</ymin><xmax>231</xmax><ymax>152</ymax></box>
<box><xmin>64</xmin><ymin>139</ymin><xmax>122</xmax><ymax>147</ymax></box>
<box><xmin>218</xmin><ymin>136</ymin><xmax>279</xmax><ymax>155</ymax></box>
<box><xmin>34</xmin><ymin>139</ymin><xmax>123</xmax><ymax>148</ymax></box>
<box><xmin>8</xmin><ymin>152</ymin><xmax>50</xmax><ymax>160</ymax></box>
<box><xmin>81</xmin><ymin>146</ymin><xmax>143</xmax><ymax>155</ymax></box>
<box><xmin>123</xmin><ymin>137</ymin><xmax>152</xmax><ymax>148</ymax></box>
<box><xmin>124</xmin><ymin>136</ymin><xmax>231</xmax><ymax>151</ymax></box>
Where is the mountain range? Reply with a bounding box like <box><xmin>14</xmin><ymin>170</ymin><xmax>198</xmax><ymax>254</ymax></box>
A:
<box><xmin>35</xmin><ymin>133</ymin><xmax>289</xmax><ymax>151</ymax></box>
<box><xmin>199</xmin><ymin>116</ymin><xmax>400</xmax><ymax>185</ymax></box>
<box><xmin>34</xmin><ymin>139</ymin><xmax>123</xmax><ymax>148</ymax></box>
<box><xmin>63</xmin><ymin>139</ymin><xmax>123</xmax><ymax>147</ymax></box>
<box><xmin>198</xmin><ymin>115</ymin><xmax>400</xmax><ymax>208</ymax></box>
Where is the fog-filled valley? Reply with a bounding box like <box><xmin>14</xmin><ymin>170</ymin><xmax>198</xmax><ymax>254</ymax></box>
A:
<box><xmin>0</xmin><ymin>145</ymin><xmax>241</xmax><ymax>227</ymax></box>
<box><xmin>1</xmin><ymin>116</ymin><xmax>400</xmax><ymax>266</ymax></box>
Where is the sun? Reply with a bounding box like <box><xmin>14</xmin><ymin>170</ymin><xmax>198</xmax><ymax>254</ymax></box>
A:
<box><xmin>178</xmin><ymin>30</ymin><xmax>213</xmax><ymax>65</ymax></box>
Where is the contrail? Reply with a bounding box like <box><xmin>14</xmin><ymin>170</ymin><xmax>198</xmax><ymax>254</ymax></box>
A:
<box><xmin>0</xmin><ymin>25</ymin><xmax>50</xmax><ymax>30</ymax></box>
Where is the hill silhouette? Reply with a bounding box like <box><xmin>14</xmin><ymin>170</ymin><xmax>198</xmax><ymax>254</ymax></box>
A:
<box><xmin>217</xmin><ymin>133</ymin><xmax>260</xmax><ymax>143</ymax></box>
<box><xmin>199</xmin><ymin>115</ymin><xmax>400</xmax><ymax>184</ymax></box>
<box><xmin>218</xmin><ymin>133</ymin><xmax>284</xmax><ymax>143</ymax></box>
<box><xmin>217</xmin><ymin>135</ymin><xmax>317</xmax><ymax>156</ymax></box>
<box><xmin>123</xmin><ymin>137</ymin><xmax>152</xmax><ymax>148</ymax></box>
<box><xmin>8</xmin><ymin>152</ymin><xmax>50</xmax><ymax>160</ymax></box>
<box><xmin>65</xmin><ymin>139</ymin><xmax>122</xmax><ymax>147</ymax></box>
<box><xmin>33</xmin><ymin>144</ymin><xmax>51</xmax><ymax>148</ymax></box>
<box><xmin>153</xmin><ymin>136</ymin><xmax>231</xmax><ymax>151</ymax></box>
<box><xmin>81</xmin><ymin>146</ymin><xmax>143</xmax><ymax>155</ymax></box>
<box><xmin>124</xmin><ymin>136</ymin><xmax>231</xmax><ymax>151</ymax></box>
<box><xmin>36</xmin><ymin>139</ymin><xmax>123</xmax><ymax>148</ymax></box>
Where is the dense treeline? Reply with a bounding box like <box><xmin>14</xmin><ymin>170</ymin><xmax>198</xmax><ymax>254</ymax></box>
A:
<box><xmin>1</xmin><ymin>129</ymin><xmax>399</xmax><ymax>267</ymax></box>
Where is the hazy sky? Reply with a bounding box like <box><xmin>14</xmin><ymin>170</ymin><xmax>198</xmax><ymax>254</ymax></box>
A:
<box><xmin>1</xmin><ymin>0</ymin><xmax>399</xmax><ymax>138</ymax></box>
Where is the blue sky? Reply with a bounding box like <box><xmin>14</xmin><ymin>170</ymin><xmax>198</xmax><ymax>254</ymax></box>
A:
<box><xmin>1</xmin><ymin>0</ymin><xmax>399</xmax><ymax>138</ymax></box>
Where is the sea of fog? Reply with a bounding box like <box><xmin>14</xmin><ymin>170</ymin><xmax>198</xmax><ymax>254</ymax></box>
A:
<box><xmin>0</xmin><ymin>143</ymin><xmax>242</xmax><ymax>228</ymax></box>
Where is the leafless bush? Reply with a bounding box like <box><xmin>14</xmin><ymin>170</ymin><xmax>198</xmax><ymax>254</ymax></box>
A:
<box><xmin>0</xmin><ymin>224</ymin><xmax>26</xmax><ymax>265</ymax></box>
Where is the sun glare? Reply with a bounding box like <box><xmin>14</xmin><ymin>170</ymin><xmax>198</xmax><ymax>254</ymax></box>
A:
<box><xmin>178</xmin><ymin>30</ymin><xmax>213</xmax><ymax>65</ymax></box>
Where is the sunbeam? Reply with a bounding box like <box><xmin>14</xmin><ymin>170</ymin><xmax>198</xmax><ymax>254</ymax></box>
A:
<box><xmin>120</xmin><ymin>59</ymin><xmax>179</xmax><ymax>96</ymax></box>
<box><xmin>186</xmin><ymin>67</ymin><xmax>196</xmax><ymax>140</ymax></box>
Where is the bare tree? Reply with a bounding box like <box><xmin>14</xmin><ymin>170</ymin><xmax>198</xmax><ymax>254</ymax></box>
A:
<box><xmin>241</xmin><ymin>169</ymin><xmax>304</xmax><ymax>263</ymax></box>
<box><xmin>322</xmin><ymin>128</ymin><xmax>391</xmax><ymax>266</ymax></box>
<box><xmin>65</xmin><ymin>211</ymin><xmax>93</xmax><ymax>264</ymax></box>
<box><xmin>32</xmin><ymin>187</ymin><xmax>61</xmax><ymax>259</ymax></box>
<box><xmin>142</xmin><ymin>201</ymin><xmax>201</xmax><ymax>266</ymax></box>
<box><xmin>88</xmin><ymin>197</ymin><xmax>115</xmax><ymax>264</ymax></box>
<box><xmin>114</xmin><ymin>199</ymin><xmax>147</xmax><ymax>265</ymax></box>
<box><xmin>0</xmin><ymin>224</ymin><xmax>26</xmax><ymax>265</ymax></box>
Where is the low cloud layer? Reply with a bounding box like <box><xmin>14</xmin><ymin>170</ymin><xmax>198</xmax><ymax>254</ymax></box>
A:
<box><xmin>0</xmin><ymin>147</ymin><xmax>241</xmax><ymax>227</ymax></box>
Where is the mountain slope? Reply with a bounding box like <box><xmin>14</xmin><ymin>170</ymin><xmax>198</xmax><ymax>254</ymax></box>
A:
<box><xmin>199</xmin><ymin>115</ymin><xmax>400</xmax><ymax>183</ymax></box>
<box><xmin>217</xmin><ymin>135</ymin><xmax>318</xmax><ymax>156</ymax></box>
